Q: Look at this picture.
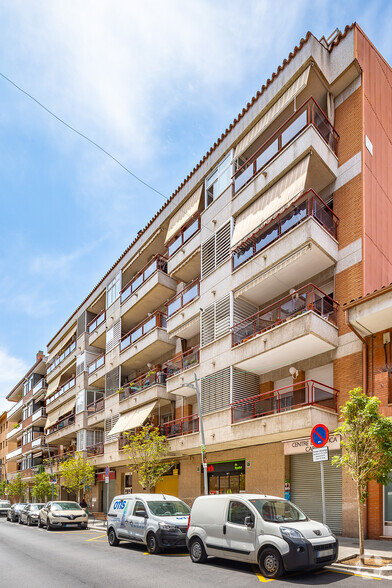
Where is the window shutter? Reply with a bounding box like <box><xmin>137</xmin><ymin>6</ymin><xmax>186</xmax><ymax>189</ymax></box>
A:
<box><xmin>201</xmin><ymin>305</ymin><xmax>215</xmax><ymax>346</ymax></box>
<box><xmin>106</xmin><ymin>367</ymin><xmax>120</xmax><ymax>397</ymax></box>
<box><xmin>105</xmin><ymin>415</ymin><xmax>119</xmax><ymax>442</ymax></box>
<box><xmin>201</xmin><ymin>220</ymin><xmax>231</xmax><ymax>278</ymax></box>
<box><xmin>232</xmin><ymin>367</ymin><xmax>259</xmax><ymax>403</ymax></box>
<box><xmin>76</xmin><ymin>352</ymin><xmax>85</xmax><ymax>376</ymax></box>
<box><xmin>215</xmin><ymin>222</ymin><xmax>231</xmax><ymax>267</ymax></box>
<box><xmin>201</xmin><ymin>234</ymin><xmax>215</xmax><ymax>278</ymax></box>
<box><xmin>201</xmin><ymin>294</ymin><xmax>231</xmax><ymax>346</ymax></box>
<box><xmin>201</xmin><ymin>367</ymin><xmax>231</xmax><ymax>414</ymax></box>
<box><xmin>106</xmin><ymin>320</ymin><xmax>121</xmax><ymax>353</ymax></box>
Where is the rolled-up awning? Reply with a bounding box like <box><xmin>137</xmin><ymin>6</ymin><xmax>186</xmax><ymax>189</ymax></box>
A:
<box><xmin>47</xmin><ymin>325</ymin><xmax>77</xmax><ymax>363</ymax></box>
<box><xmin>234</xmin><ymin>66</ymin><xmax>311</xmax><ymax>160</ymax></box>
<box><xmin>165</xmin><ymin>185</ymin><xmax>203</xmax><ymax>244</ymax></box>
<box><xmin>231</xmin><ymin>155</ymin><xmax>310</xmax><ymax>247</ymax></box>
<box><xmin>45</xmin><ymin>375</ymin><xmax>61</xmax><ymax>400</ymax></box>
<box><xmin>108</xmin><ymin>401</ymin><xmax>157</xmax><ymax>436</ymax></box>
<box><xmin>45</xmin><ymin>398</ymin><xmax>76</xmax><ymax>429</ymax></box>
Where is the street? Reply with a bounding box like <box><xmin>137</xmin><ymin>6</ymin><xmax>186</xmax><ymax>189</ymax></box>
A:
<box><xmin>0</xmin><ymin>518</ymin><xmax>389</xmax><ymax>587</ymax></box>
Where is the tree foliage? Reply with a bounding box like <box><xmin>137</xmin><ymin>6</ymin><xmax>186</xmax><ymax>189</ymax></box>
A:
<box><xmin>32</xmin><ymin>471</ymin><xmax>58</xmax><ymax>502</ymax></box>
<box><xmin>8</xmin><ymin>473</ymin><xmax>28</xmax><ymax>501</ymax></box>
<box><xmin>333</xmin><ymin>387</ymin><xmax>392</xmax><ymax>560</ymax></box>
<box><xmin>59</xmin><ymin>453</ymin><xmax>95</xmax><ymax>501</ymax></box>
<box><xmin>123</xmin><ymin>425</ymin><xmax>173</xmax><ymax>492</ymax></box>
<box><xmin>0</xmin><ymin>479</ymin><xmax>8</xmax><ymax>498</ymax></box>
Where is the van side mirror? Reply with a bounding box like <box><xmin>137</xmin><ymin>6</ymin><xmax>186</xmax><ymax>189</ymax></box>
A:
<box><xmin>135</xmin><ymin>510</ymin><xmax>147</xmax><ymax>518</ymax></box>
<box><xmin>244</xmin><ymin>516</ymin><xmax>254</xmax><ymax>528</ymax></box>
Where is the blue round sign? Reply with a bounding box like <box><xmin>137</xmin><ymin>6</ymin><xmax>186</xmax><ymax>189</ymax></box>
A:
<box><xmin>310</xmin><ymin>424</ymin><xmax>329</xmax><ymax>447</ymax></box>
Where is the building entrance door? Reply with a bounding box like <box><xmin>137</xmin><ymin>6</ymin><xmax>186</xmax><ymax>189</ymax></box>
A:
<box><xmin>207</xmin><ymin>460</ymin><xmax>245</xmax><ymax>494</ymax></box>
<box><xmin>384</xmin><ymin>478</ymin><xmax>392</xmax><ymax>536</ymax></box>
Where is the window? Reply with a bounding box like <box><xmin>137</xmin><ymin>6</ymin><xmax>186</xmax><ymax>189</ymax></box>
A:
<box><xmin>134</xmin><ymin>501</ymin><xmax>147</xmax><ymax>517</ymax></box>
<box><xmin>228</xmin><ymin>501</ymin><xmax>254</xmax><ymax>526</ymax></box>
<box><xmin>206</xmin><ymin>153</ymin><xmax>232</xmax><ymax>206</ymax></box>
<box><xmin>106</xmin><ymin>273</ymin><xmax>121</xmax><ymax>308</ymax></box>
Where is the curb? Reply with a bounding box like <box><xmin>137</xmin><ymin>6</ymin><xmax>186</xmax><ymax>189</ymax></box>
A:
<box><xmin>331</xmin><ymin>562</ymin><xmax>392</xmax><ymax>577</ymax></box>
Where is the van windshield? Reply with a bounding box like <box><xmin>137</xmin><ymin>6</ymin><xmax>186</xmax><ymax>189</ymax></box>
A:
<box><xmin>248</xmin><ymin>499</ymin><xmax>308</xmax><ymax>523</ymax></box>
<box><xmin>147</xmin><ymin>501</ymin><xmax>190</xmax><ymax>516</ymax></box>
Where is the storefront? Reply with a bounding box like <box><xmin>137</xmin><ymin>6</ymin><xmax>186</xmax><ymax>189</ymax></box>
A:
<box><xmin>207</xmin><ymin>459</ymin><xmax>245</xmax><ymax>494</ymax></box>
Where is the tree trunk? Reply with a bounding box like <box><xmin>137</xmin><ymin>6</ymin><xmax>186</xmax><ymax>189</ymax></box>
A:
<box><xmin>357</xmin><ymin>483</ymin><xmax>365</xmax><ymax>564</ymax></box>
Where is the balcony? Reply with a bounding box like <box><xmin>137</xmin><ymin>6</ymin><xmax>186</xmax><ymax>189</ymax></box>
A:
<box><xmin>87</xmin><ymin>397</ymin><xmax>105</xmax><ymax>414</ymax></box>
<box><xmin>31</xmin><ymin>436</ymin><xmax>45</xmax><ymax>449</ymax></box>
<box><xmin>47</xmin><ymin>340</ymin><xmax>76</xmax><ymax>377</ymax></box>
<box><xmin>119</xmin><ymin>370</ymin><xmax>174</xmax><ymax>412</ymax></box>
<box><xmin>32</xmin><ymin>407</ymin><xmax>46</xmax><ymax>424</ymax></box>
<box><xmin>87</xmin><ymin>398</ymin><xmax>105</xmax><ymax>426</ymax></box>
<box><xmin>32</xmin><ymin>378</ymin><xmax>47</xmax><ymax>399</ymax></box>
<box><xmin>165</xmin><ymin>347</ymin><xmax>200</xmax><ymax>379</ymax></box>
<box><xmin>7</xmin><ymin>398</ymin><xmax>23</xmax><ymax>420</ymax></box>
<box><xmin>233</xmin><ymin>97</ymin><xmax>338</xmax><ymax>196</ymax></box>
<box><xmin>167</xmin><ymin>222</ymin><xmax>202</xmax><ymax>283</ymax></box>
<box><xmin>120</xmin><ymin>312</ymin><xmax>175</xmax><ymax>370</ymax></box>
<box><xmin>6</xmin><ymin>422</ymin><xmax>22</xmax><ymax>440</ymax></box>
<box><xmin>6</xmin><ymin>447</ymin><xmax>22</xmax><ymax>461</ymax></box>
<box><xmin>86</xmin><ymin>442</ymin><xmax>104</xmax><ymax>457</ymax></box>
<box><xmin>232</xmin><ymin>285</ymin><xmax>338</xmax><ymax>375</ymax></box>
<box><xmin>88</xmin><ymin>354</ymin><xmax>105</xmax><ymax>375</ymax></box>
<box><xmin>46</xmin><ymin>376</ymin><xmax>76</xmax><ymax>407</ymax></box>
<box><xmin>46</xmin><ymin>413</ymin><xmax>75</xmax><ymax>438</ymax></box>
<box><xmin>160</xmin><ymin>414</ymin><xmax>199</xmax><ymax>439</ymax></box>
<box><xmin>166</xmin><ymin>280</ymin><xmax>200</xmax><ymax>339</ymax></box>
<box><xmin>88</xmin><ymin>310</ymin><xmax>106</xmax><ymax>348</ymax></box>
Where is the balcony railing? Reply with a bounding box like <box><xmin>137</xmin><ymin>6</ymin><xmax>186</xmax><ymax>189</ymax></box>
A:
<box><xmin>6</xmin><ymin>447</ymin><xmax>22</xmax><ymax>460</ymax></box>
<box><xmin>233</xmin><ymin>97</ymin><xmax>339</xmax><ymax>195</ymax></box>
<box><xmin>47</xmin><ymin>341</ymin><xmax>76</xmax><ymax>375</ymax></box>
<box><xmin>231</xmin><ymin>380</ymin><xmax>338</xmax><ymax>423</ymax></box>
<box><xmin>7</xmin><ymin>398</ymin><xmax>23</xmax><ymax>418</ymax></box>
<box><xmin>46</xmin><ymin>413</ymin><xmax>75</xmax><ymax>436</ymax></box>
<box><xmin>33</xmin><ymin>378</ymin><xmax>47</xmax><ymax>396</ymax></box>
<box><xmin>232</xmin><ymin>189</ymin><xmax>339</xmax><ymax>270</ymax></box>
<box><xmin>120</xmin><ymin>370</ymin><xmax>166</xmax><ymax>401</ymax></box>
<box><xmin>87</xmin><ymin>397</ymin><xmax>105</xmax><ymax>414</ymax></box>
<box><xmin>46</xmin><ymin>376</ymin><xmax>76</xmax><ymax>406</ymax></box>
<box><xmin>231</xmin><ymin>284</ymin><xmax>338</xmax><ymax>346</ymax></box>
<box><xmin>120</xmin><ymin>312</ymin><xmax>167</xmax><ymax>352</ymax></box>
<box><xmin>86</xmin><ymin>442</ymin><xmax>104</xmax><ymax>457</ymax></box>
<box><xmin>121</xmin><ymin>255</ymin><xmax>168</xmax><ymax>304</ymax></box>
<box><xmin>88</xmin><ymin>354</ymin><xmax>105</xmax><ymax>375</ymax></box>
<box><xmin>32</xmin><ymin>408</ymin><xmax>46</xmax><ymax>422</ymax></box>
<box><xmin>87</xmin><ymin>310</ymin><xmax>106</xmax><ymax>334</ymax></box>
<box><xmin>164</xmin><ymin>347</ymin><xmax>200</xmax><ymax>378</ymax></box>
<box><xmin>31</xmin><ymin>436</ymin><xmax>45</xmax><ymax>449</ymax></box>
<box><xmin>167</xmin><ymin>216</ymin><xmax>201</xmax><ymax>258</ymax></box>
<box><xmin>6</xmin><ymin>422</ymin><xmax>22</xmax><ymax>439</ymax></box>
<box><xmin>49</xmin><ymin>450</ymin><xmax>75</xmax><ymax>465</ymax></box>
<box><xmin>160</xmin><ymin>414</ymin><xmax>199</xmax><ymax>438</ymax></box>
<box><xmin>166</xmin><ymin>280</ymin><xmax>200</xmax><ymax>317</ymax></box>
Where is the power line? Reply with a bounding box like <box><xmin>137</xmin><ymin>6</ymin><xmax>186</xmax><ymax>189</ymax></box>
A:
<box><xmin>0</xmin><ymin>71</ymin><xmax>168</xmax><ymax>201</ymax></box>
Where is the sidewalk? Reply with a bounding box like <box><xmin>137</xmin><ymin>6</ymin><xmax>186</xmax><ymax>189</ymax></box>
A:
<box><xmin>338</xmin><ymin>536</ymin><xmax>392</xmax><ymax>560</ymax></box>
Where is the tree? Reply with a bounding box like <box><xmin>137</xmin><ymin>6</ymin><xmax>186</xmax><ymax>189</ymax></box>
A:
<box><xmin>123</xmin><ymin>425</ymin><xmax>173</xmax><ymax>492</ymax></box>
<box><xmin>333</xmin><ymin>387</ymin><xmax>392</xmax><ymax>562</ymax></box>
<box><xmin>32</xmin><ymin>471</ymin><xmax>58</xmax><ymax>502</ymax></box>
<box><xmin>0</xmin><ymin>479</ymin><xmax>8</xmax><ymax>498</ymax></box>
<box><xmin>59</xmin><ymin>453</ymin><xmax>95</xmax><ymax>502</ymax></box>
<box><xmin>8</xmin><ymin>473</ymin><xmax>28</xmax><ymax>502</ymax></box>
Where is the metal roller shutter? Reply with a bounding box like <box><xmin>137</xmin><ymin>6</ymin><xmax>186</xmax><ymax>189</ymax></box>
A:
<box><xmin>290</xmin><ymin>451</ymin><xmax>342</xmax><ymax>534</ymax></box>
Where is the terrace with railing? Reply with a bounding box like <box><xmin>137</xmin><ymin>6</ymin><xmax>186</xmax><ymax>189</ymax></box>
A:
<box><xmin>32</xmin><ymin>378</ymin><xmax>47</xmax><ymax>396</ymax></box>
<box><xmin>47</xmin><ymin>340</ymin><xmax>76</xmax><ymax>375</ymax></box>
<box><xmin>166</xmin><ymin>280</ymin><xmax>200</xmax><ymax>317</ymax></box>
<box><xmin>120</xmin><ymin>312</ymin><xmax>167</xmax><ymax>352</ymax></box>
<box><xmin>46</xmin><ymin>376</ymin><xmax>76</xmax><ymax>406</ymax></box>
<box><xmin>232</xmin><ymin>284</ymin><xmax>338</xmax><ymax>346</ymax></box>
<box><xmin>160</xmin><ymin>414</ymin><xmax>199</xmax><ymax>438</ymax></box>
<box><xmin>167</xmin><ymin>216</ymin><xmax>201</xmax><ymax>258</ymax></box>
<box><xmin>232</xmin><ymin>189</ymin><xmax>338</xmax><ymax>270</ymax></box>
<box><xmin>231</xmin><ymin>380</ymin><xmax>338</xmax><ymax>423</ymax></box>
<box><xmin>164</xmin><ymin>347</ymin><xmax>200</xmax><ymax>378</ymax></box>
<box><xmin>86</xmin><ymin>442</ymin><xmax>104</xmax><ymax>457</ymax></box>
<box><xmin>121</xmin><ymin>255</ymin><xmax>168</xmax><ymax>304</ymax></box>
<box><xmin>46</xmin><ymin>413</ymin><xmax>75</xmax><ymax>436</ymax></box>
<box><xmin>87</xmin><ymin>310</ymin><xmax>106</xmax><ymax>334</ymax></box>
<box><xmin>119</xmin><ymin>370</ymin><xmax>166</xmax><ymax>401</ymax></box>
<box><xmin>49</xmin><ymin>450</ymin><xmax>75</xmax><ymax>465</ymax></box>
<box><xmin>87</xmin><ymin>397</ymin><xmax>105</xmax><ymax>414</ymax></box>
<box><xmin>232</xmin><ymin>97</ymin><xmax>339</xmax><ymax>195</ymax></box>
<box><xmin>88</xmin><ymin>354</ymin><xmax>105</xmax><ymax>375</ymax></box>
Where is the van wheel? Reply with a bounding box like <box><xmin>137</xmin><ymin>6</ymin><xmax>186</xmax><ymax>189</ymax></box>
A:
<box><xmin>108</xmin><ymin>528</ymin><xmax>120</xmax><ymax>546</ymax></box>
<box><xmin>146</xmin><ymin>532</ymin><xmax>161</xmax><ymax>554</ymax></box>
<box><xmin>189</xmin><ymin>537</ymin><xmax>207</xmax><ymax>563</ymax></box>
<box><xmin>259</xmin><ymin>547</ymin><xmax>284</xmax><ymax>579</ymax></box>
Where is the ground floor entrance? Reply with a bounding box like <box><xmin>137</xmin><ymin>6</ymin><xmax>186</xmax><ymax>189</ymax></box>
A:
<box><xmin>384</xmin><ymin>478</ymin><xmax>392</xmax><ymax>536</ymax></box>
<box><xmin>207</xmin><ymin>460</ymin><xmax>245</xmax><ymax>494</ymax></box>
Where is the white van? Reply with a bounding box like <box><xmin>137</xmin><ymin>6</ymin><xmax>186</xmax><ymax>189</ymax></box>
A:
<box><xmin>187</xmin><ymin>494</ymin><xmax>338</xmax><ymax>578</ymax></box>
<box><xmin>107</xmin><ymin>493</ymin><xmax>190</xmax><ymax>553</ymax></box>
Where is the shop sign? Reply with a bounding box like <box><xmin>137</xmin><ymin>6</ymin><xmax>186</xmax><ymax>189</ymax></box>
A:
<box><xmin>283</xmin><ymin>435</ymin><xmax>340</xmax><ymax>455</ymax></box>
<box><xmin>97</xmin><ymin>471</ymin><xmax>116</xmax><ymax>482</ymax></box>
<box><xmin>206</xmin><ymin>460</ymin><xmax>245</xmax><ymax>474</ymax></box>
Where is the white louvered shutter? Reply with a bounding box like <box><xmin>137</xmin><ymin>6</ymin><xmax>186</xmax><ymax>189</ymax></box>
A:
<box><xmin>76</xmin><ymin>352</ymin><xmax>85</xmax><ymax>376</ymax></box>
<box><xmin>201</xmin><ymin>234</ymin><xmax>215</xmax><ymax>278</ymax></box>
<box><xmin>201</xmin><ymin>220</ymin><xmax>231</xmax><ymax>278</ymax></box>
<box><xmin>105</xmin><ymin>414</ymin><xmax>119</xmax><ymax>442</ymax></box>
<box><xmin>201</xmin><ymin>295</ymin><xmax>231</xmax><ymax>346</ymax></box>
<box><xmin>201</xmin><ymin>367</ymin><xmax>231</xmax><ymax>414</ymax></box>
<box><xmin>106</xmin><ymin>320</ymin><xmax>121</xmax><ymax>353</ymax></box>
<box><xmin>232</xmin><ymin>367</ymin><xmax>259</xmax><ymax>403</ymax></box>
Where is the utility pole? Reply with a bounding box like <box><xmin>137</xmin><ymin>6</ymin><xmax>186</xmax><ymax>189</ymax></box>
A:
<box><xmin>46</xmin><ymin>440</ymin><xmax>54</xmax><ymax>500</ymax></box>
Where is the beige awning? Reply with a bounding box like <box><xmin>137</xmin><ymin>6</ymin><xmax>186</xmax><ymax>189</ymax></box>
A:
<box><xmin>47</xmin><ymin>324</ymin><xmax>77</xmax><ymax>363</ymax></box>
<box><xmin>109</xmin><ymin>401</ymin><xmax>157</xmax><ymax>436</ymax></box>
<box><xmin>231</xmin><ymin>155</ymin><xmax>310</xmax><ymax>247</ymax></box>
<box><xmin>45</xmin><ymin>375</ymin><xmax>61</xmax><ymax>400</ymax></box>
<box><xmin>234</xmin><ymin>66</ymin><xmax>311</xmax><ymax>160</ymax></box>
<box><xmin>45</xmin><ymin>398</ymin><xmax>76</xmax><ymax>429</ymax></box>
<box><xmin>44</xmin><ymin>410</ymin><xmax>59</xmax><ymax>430</ymax></box>
<box><xmin>165</xmin><ymin>185</ymin><xmax>203</xmax><ymax>244</ymax></box>
<box><xmin>234</xmin><ymin>245</ymin><xmax>311</xmax><ymax>298</ymax></box>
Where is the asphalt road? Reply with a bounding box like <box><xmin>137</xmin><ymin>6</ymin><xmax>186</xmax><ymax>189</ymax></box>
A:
<box><xmin>0</xmin><ymin>517</ymin><xmax>389</xmax><ymax>587</ymax></box>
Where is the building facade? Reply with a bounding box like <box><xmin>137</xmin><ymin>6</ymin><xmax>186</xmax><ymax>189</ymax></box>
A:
<box><xmin>7</xmin><ymin>24</ymin><xmax>392</xmax><ymax>537</ymax></box>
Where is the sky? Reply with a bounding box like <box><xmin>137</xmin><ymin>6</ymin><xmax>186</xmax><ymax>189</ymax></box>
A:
<box><xmin>0</xmin><ymin>0</ymin><xmax>391</xmax><ymax>412</ymax></box>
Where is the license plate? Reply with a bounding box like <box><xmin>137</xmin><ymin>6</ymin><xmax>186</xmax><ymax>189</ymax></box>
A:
<box><xmin>317</xmin><ymin>548</ymin><xmax>334</xmax><ymax>557</ymax></box>
<box><xmin>65</xmin><ymin>523</ymin><xmax>77</xmax><ymax>528</ymax></box>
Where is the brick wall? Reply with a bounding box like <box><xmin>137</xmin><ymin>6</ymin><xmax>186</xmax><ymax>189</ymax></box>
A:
<box><xmin>335</xmin><ymin>263</ymin><xmax>363</xmax><ymax>335</ymax></box>
<box><xmin>334</xmin><ymin>87</ymin><xmax>363</xmax><ymax>166</ymax></box>
<box><xmin>333</xmin><ymin>174</ymin><xmax>363</xmax><ymax>251</ymax></box>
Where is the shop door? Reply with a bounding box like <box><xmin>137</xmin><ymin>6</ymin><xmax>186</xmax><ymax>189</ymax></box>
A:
<box><xmin>384</xmin><ymin>478</ymin><xmax>392</xmax><ymax>536</ymax></box>
<box><xmin>208</xmin><ymin>473</ymin><xmax>245</xmax><ymax>494</ymax></box>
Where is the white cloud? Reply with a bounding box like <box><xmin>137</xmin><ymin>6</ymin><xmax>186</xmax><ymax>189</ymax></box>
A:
<box><xmin>0</xmin><ymin>348</ymin><xmax>29</xmax><ymax>415</ymax></box>
<box><xmin>29</xmin><ymin>239</ymin><xmax>106</xmax><ymax>277</ymax></box>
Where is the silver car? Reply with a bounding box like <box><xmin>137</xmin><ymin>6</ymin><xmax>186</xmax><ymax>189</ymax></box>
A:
<box><xmin>19</xmin><ymin>503</ymin><xmax>45</xmax><ymax>526</ymax></box>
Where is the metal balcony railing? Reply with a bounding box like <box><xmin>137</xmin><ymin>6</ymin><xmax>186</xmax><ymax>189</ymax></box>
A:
<box><xmin>46</xmin><ymin>376</ymin><xmax>76</xmax><ymax>406</ymax></box>
<box><xmin>231</xmin><ymin>380</ymin><xmax>338</xmax><ymax>423</ymax></box>
<box><xmin>46</xmin><ymin>413</ymin><xmax>75</xmax><ymax>436</ymax></box>
<box><xmin>49</xmin><ymin>450</ymin><xmax>75</xmax><ymax>465</ymax></box>
<box><xmin>164</xmin><ymin>347</ymin><xmax>200</xmax><ymax>378</ymax></box>
<box><xmin>32</xmin><ymin>408</ymin><xmax>46</xmax><ymax>422</ymax></box>
<box><xmin>160</xmin><ymin>414</ymin><xmax>199</xmax><ymax>438</ymax></box>
<box><xmin>120</xmin><ymin>370</ymin><xmax>166</xmax><ymax>401</ymax></box>
<box><xmin>88</xmin><ymin>354</ymin><xmax>105</xmax><ymax>375</ymax></box>
<box><xmin>87</xmin><ymin>310</ymin><xmax>106</xmax><ymax>334</ymax></box>
<box><xmin>166</xmin><ymin>280</ymin><xmax>200</xmax><ymax>317</ymax></box>
<box><xmin>87</xmin><ymin>397</ymin><xmax>105</xmax><ymax>414</ymax></box>
<box><xmin>86</xmin><ymin>442</ymin><xmax>104</xmax><ymax>457</ymax></box>
<box><xmin>121</xmin><ymin>255</ymin><xmax>168</xmax><ymax>304</ymax></box>
<box><xmin>232</xmin><ymin>97</ymin><xmax>339</xmax><ymax>195</ymax></box>
<box><xmin>7</xmin><ymin>398</ymin><xmax>23</xmax><ymax>418</ymax></box>
<box><xmin>167</xmin><ymin>216</ymin><xmax>201</xmax><ymax>258</ymax></box>
<box><xmin>231</xmin><ymin>284</ymin><xmax>338</xmax><ymax>346</ymax></box>
<box><xmin>47</xmin><ymin>341</ymin><xmax>76</xmax><ymax>375</ymax></box>
<box><xmin>232</xmin><ymin>189</ymin><xmax>339</xmax><ymax>270</ymax></box>
<box><xmin>120</xmin><ymin>311</ymin><xmax>167</xmax><ymax>352</ymax></box>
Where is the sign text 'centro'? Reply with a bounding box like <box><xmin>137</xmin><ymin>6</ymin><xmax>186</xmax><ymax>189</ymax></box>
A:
<box><xmin>283</xmin><ymin>435</ymin><xmax>340</xmax><ymax>455</ymax></box>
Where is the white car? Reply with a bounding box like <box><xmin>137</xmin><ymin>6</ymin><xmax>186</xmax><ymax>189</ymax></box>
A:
<box><xmin>187</xmin><ymin>494</ymin><xmax>338</xmax><ymax>579</ymax></box>
<box><xmin>0</xmin><ymin>500</ymin><xmax>11</xmax><ymax>516</ymax></box>
<box><xmin>38</xmin><ymin>501</ymin><xmax>88</xmax><ymax>530</ymax></box>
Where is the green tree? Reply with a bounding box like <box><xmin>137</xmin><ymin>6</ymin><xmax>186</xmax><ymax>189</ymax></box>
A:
<box><xmin>333</xmin><ymin>388</ymin><xmax>392</xmax><ymax>562</ymax></box>
<box><xmin>8</xmin><ymin>473</ymin><xmax>28</xmax><ymax>501</ymax></box>
<box><xmin>59</xmin><ymin>453</ymin><xmax>95</xmax><ymax>502</ymax></box>
<box><xmin>31</xmin><ymin>471</ymin><xmax>58</xmax><ymax>502</ymax></box>
<box><xmin>0</xmin><ymin>479</ymin><xmax>8</xmax><ymax>498</ymax></box>
<box><xmin>123</xmin><ymin>425</ymin><xmax>173</xmax><ymax>492</ymax></box>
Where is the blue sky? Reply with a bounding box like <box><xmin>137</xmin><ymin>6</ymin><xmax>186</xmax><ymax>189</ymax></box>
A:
<box><xmin>0</xmin><ymin>0</ymin><xmax>391</xmax><ymax>411</ymax></box>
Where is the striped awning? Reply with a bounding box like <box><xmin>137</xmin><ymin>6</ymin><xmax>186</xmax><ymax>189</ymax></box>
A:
<box><xmin>165</xmin><ymin>185</ymin><xmax>203</xmax><ymax>244</ymax></box>
<box><xmin>108</xmin><ymin>401</ymin><xmax>157</xmax><ymax>436</ymax></box>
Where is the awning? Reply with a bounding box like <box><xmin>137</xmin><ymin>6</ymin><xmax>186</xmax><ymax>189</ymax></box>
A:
<box><xmin>165</xmin><ymin>185</ymin><xmax>203</xmax><ymax>244</ymax></box>
<box><xmin>231</xmin><ymin>154</ymin><xmax>310</xmax><ymax>247</ymax></box>
<box><xmin>234</xmin><ymin>245</ymin><xmax>311</xmax><ymax>298</ymax></box>
<box><xmin>108</xmin><ymin>401</ymin><xmax>157</xmax><ymax>436</ymax></box>
<box><xmin>45</xmin><ymin>398</ymin><xmax>76</xmax><ymax>429</ymax></box>
<box><xmin>234</xmin><ymin>66</ymin><xmax>311</xmax><ymax>160</ymax></box>
<box><xmin>45</xmin><ymin>375</ymin><xmax>61</xmax><ymax>400</ymax></box>
<box><xmin>44</xmin><ymin>410</ymin><xmax>59</xmax><ymax>430</ymax></box>
<box><xmin>47</xmin><ymin>324</ymin><xmax>77</xmax><ymax>363</ymax></box>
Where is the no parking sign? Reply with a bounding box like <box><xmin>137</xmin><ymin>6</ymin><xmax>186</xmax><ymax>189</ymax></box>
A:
<box><xmin>310</xmin><ymin>424</ymin><xmax>329</xmax><ymax>448</ymax></box>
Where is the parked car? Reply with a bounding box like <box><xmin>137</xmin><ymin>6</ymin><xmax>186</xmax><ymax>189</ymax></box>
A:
<box><xmin>187</xmin><ymin>494</ymin><xmax>338</xmax><ymax>579</ymax></box>
<box><xmin>38</xmin><ymin>501</ymin><xmax>88</xmax><ymax>530</ymax></box>
<box><xmin>6</xmin><ymin>503</ymin><xmax>27</xmax><ymax>522</ymax></box>
<box><xmin>0</xmin><ymin>500</ymin><xmax>11</xmax><ymax>516</ymax></box>
<box><xmin>19</xmin><ymin>503</ymin><xmax>45</xmax><ymax>526</ymax></box>
<box><xmin>107</xmin><ymin>493</ymin><xmax>190</xmax><ymax>553</ymax></box>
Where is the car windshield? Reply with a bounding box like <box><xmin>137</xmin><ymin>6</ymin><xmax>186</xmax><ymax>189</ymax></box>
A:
<box><xmin>14</xmin><ymin>504</ymin><xmax>26</xmax><ymax>510</ymax></box>
<box><xmin>0</xmin><ymin>502</ymin><xmax>10</xmax><ymax>507</ymax></box>
<box><xmin>147</xmin><ymin>501</ymin><xmax>190</xmax><ymax>516</ymax></box>
<box><xmin>51</xmin><ymin>502</ymin><xmax>81</xmax><ymax>511</ymax></box>
<box><xmin>248</xmin><ymin>499</ymin><xmax>308</xmax><ymax>523</ymax></box>
<box><xmin>31</xmin><ymin>504</ymin><xmax>44</xmax><ymax>511</ymax></box>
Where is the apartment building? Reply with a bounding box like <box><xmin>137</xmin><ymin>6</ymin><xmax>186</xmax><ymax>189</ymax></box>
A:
<box><xmin>5</xmin><ymin>352</ymin><xmax>50</xmax><ymax>499</ymax></box>
<box><xmin>0</xmin><ymin>412</ymin><xmax>13</xmax><ymax>482</ymax></box>
<box><xmin>40</xmin><ymin>23</ymin><xmax>392</xmax><ymax>537</ymax></box>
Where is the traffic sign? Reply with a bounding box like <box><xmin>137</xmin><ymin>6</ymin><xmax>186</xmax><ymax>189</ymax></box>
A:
<box><xmin>105</xmin><ymin>465</ymin><xmax>110</xmax><ymax>476</ymax></box>
<box><xmin>310</xmin><ymin>424</ymin><xmax>329</xmax><ymax>448</ymax></box>
<box><xmin>105</xmin><ymin>476</ymin><xmax>109</xmax><ymax>484</ymax></box>
<box><xmin>312</xmin><ymin>447</ymin><xmax>329</xmax><ymax>462</ymax></box>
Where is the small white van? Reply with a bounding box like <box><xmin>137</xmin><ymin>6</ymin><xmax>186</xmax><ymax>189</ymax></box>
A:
<box><xmin>107</xmin><ymin>493</ymin><xmax>190</xmax><ymax>553</ymax></box>
<box><xmin>187</xmin><ymin>494</ymin><xmax>338</xmax><ymax>578</ymax></box>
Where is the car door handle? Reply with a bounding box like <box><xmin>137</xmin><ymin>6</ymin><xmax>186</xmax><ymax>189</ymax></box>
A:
<box><xmin>223</xmin><ymin>524</ymin><xmax>226</xmax><ymax>535</ymax></box>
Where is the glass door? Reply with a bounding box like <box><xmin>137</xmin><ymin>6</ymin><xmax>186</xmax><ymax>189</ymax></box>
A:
<box><xmin>384</xmin><ymin>478</ymin><xmax>392</xmax><ymax>536</ymax></box>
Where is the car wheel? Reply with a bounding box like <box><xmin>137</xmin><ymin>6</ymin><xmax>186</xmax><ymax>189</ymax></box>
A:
<box><xmin>146</xmin><ymin>532</ymin><xmax>161</xmax><ymax>554</ymax></box>
<box><xmin>38</xmin><ymin>516</ymin><xmax>43</xmax><ymax>528</ymax></box>
<box><xmin>27</xmin><ymin>517</ymin><xmax>32</xmax><ymax>526</ymax></box>
<box><xmin>80</xmin><ymin>523</ymin><xmax>87</xmax><ymax>530</ymax></box>
<box><xmin>189</xmin><ymin>537</ymin><xmax>208</xmax><ymax>563</ymax></box>
<box><xmin>107</xmin><ymin>528</ymin><xmax>120</xmax><ymax>547</ymax></box>
<box><xmin>18</xmin><ymin>517</ymin><xmax>23</xmax><ymax>524</ymax></box>
<box><xmin>259</xmin><ymin>547</ymin><xmax>284</xmax><ymax>579</ymax></box>
<box><xmin>47</xmin><ymin>518</ymin><xmax>54</xmax><ymax>531</ymax></box>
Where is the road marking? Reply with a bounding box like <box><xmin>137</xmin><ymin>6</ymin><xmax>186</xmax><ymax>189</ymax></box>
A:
<box><xmin>316</xmin><ymin>568</ymin><xmax>381</xmax><ymax>580</ymax></box>
<box><xmin>86</xmin><ymin>534</ymin><xmax>107</xmax><ymax>541</ymax></box>
<box><xmin>251</xmin><ymin>566</ymin><xmax>275</xmax><ymax>582</ymax></box>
